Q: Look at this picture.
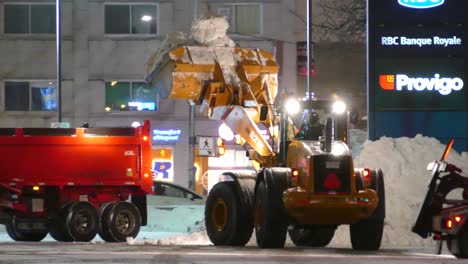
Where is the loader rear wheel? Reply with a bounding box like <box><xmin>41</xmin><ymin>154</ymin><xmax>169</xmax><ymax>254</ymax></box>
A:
<box><xmin>98</xmin><ymin>202</ymin><xmax>116</xmax><ymax>242</ymax></box>
<box><xmin>447</xmin><ymin>224</ymin><xmax>468</xmax><ymax>258</ymax></box>
<box><xmin>6</xmin><ymin>217</ymin><xmax>48</xmax><ymax>242</ymax></box>
<box><xmin>104</xmin><ymin>201</ymin><xmax>141</xmax><ymax>242</ymax></box>
<box><xmin>49</xmin><ymin>202</ymin><xmax>75</xmax><ymax>242</ymax></box>
<box><xmin>65</xmin><ymin>201</ymin><xmax>99</xmax><ymax>242</ymax></box>
<box><xmin>254</xmin><ymin>180</ymin><xmax>288</xmax><ymax>248</ymax></box>
<box><xmin>289</xmin><ymin>226</ymin><xmax>335</xmax><ymax>247</ymax></box>
<box><xmin>205</xmin><ymin>182</ymin><xmax>252</xmax><ymax>246</ymax></box>
<box><xmin>350</xmin><ymin>170</ymin><xmax>385</xmax><ymax>250</ymax></box>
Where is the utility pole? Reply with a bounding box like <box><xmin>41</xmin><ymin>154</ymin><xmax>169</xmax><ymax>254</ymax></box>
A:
<box><xmin>56</xmin><ymin>0</ymin><xmax>62</xmax><ymax>122</ymax></box>
<box><xmin>307</xmin><ymin>0</ymin><xmax>313</xmax><ymax>99</ymax></box>
<box><xmin>188</xmin><ymin>102</ymin><xmax>196</xmax><ymax>191</ymax></box>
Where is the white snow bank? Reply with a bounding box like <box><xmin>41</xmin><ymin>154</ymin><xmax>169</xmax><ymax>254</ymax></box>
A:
<box><xmin>330</xmin><ymin>135</ymin><xmax>468</xmax><ymax>248</ymax></box>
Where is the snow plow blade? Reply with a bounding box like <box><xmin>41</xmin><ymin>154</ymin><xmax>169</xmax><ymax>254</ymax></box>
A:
<box><xmin>145</xmin><ymin>46</ymin><xmax>279</xmax><ymax>101</ymax></box>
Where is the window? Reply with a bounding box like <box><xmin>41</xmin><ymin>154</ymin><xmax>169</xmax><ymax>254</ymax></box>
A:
<box><xmin>4</xmin><ymin>4</ymin><xmax>55</xmax><ymax>34</ymax></box>
<box><xmin>5</xmin><ymin>81</ymin><xmax>56</xmax><ymax>111</ymax></box>
<box><xmin>105</xmin><ymin>4</ymin><xmax>157</xmax><ymax>34</ymax></box>
<box><xmin>105</xmin><ymin>81</ymin><xmax>157</xmax><ymax>111</ymax></box>
<box><xmin>218</xmin><ymin>4</ymin><xmax>261</xmax><ymax>35</ymax></box>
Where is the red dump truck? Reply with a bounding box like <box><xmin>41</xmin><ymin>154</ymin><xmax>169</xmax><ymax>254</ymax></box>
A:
<box><xmin>0</xmin><ymin>121</ymin><xmax>153</xmax><ymax>242</ymax></box>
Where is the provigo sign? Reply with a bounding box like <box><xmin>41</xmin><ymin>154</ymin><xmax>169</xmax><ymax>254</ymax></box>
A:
<box><xmin>379</xmin><ymin>74</ymin><xmax>464</xmax><ymax>95</ymax></box>
<box><xmin>398</xmin><ymin>0</ymin><xmax>444</xmax><ymax>9</ymax></box>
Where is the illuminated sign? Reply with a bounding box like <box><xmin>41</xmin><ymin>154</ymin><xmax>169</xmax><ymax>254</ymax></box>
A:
<box><xmin>128</xmin><ymin>102</ymin><xmax>156</xmax><ymax>111</ymax></box>
<box><xmin>379</xmin><ymin>74</ymin><xmax>464</xmax><ymax>95</ymax></box>
<box><xmin>381</xmin><ymin>36</ymin><xmax>462</xmax><ymax>47</ymax></box>
<box><xmin>152</xmin><ymin>129</ymin><xmax>182</xmax><ymax>142</ymax></box>
<box><xmin>153</xmin><ymin>160</ymin><xmax>173</xmax><ymax>181</ymax></box>
<box><xmin>398</xmin><ymin>0</ymin><xmax>444</xmax><ymax>9</ymax></box>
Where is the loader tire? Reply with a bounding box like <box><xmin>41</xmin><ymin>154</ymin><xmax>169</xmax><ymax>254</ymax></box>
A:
<box><xmin>205</xmin><ymin>182</ymin><xmax>252</xmax><ymax>246</ymax></box>
<box><xmin>49</xmin><ymin>202</ymin><xmax>75</xmax><ymax>242</ymax></box>
<box><xmin>65</xmin><ymin>201</ymin><xmax>99</xmax><ymax>242</ymax></box>
<box><xmin>447</xmin><ymin>224</ymin><xmax>468</xmax><ymax>258</ymax></box>
<box><xmin>104</xmin><ymin>201</ymin><xmax>141</xmax><ymax>242</ymax></box>
<box><xmin>254</xmin><ymin>180</ymin><xmax>288</xmax><ymax>248</ymax></box>
<box><xmin>289</xmin><ymin>226</ymin><xmax>335</xmax><ymax>247</ymax></box>
<box><xmin>350</xmin><ymin>170</ymin><xmax>385</xmax><ymax>250</ymax></box>
<box><xmin>6</xmin><ymin>217</ymin><xmax>48</xmax><ymax>242</ymax></box>
<box><xmin>98</xmin><ymin>202</ymin><xmax>116</xmax><ymax>242</ymax></box>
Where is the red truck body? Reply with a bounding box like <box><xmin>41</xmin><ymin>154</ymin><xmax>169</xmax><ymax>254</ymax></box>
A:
<box><xmin>0</xmin><ymin>121</ymin><xmax>153</xmax><ymax>242</ymax></box>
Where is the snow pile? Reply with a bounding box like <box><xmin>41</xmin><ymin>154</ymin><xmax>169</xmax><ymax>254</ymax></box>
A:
<box><xmin>331</xmin><ymin>135</ymin><xmax>468</xmax><ymax>248</ymax></box>
<box><xmin>348</xmin><ymin>129</ymin><xmax>368</xmax><ymax>156</ymax></box>
<box><xmin>145</xmin><ymin>15</ymin><xmax>236</xmax><ymax>77</ymax></box>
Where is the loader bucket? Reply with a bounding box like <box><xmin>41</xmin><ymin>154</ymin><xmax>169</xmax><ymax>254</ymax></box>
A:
<box><xmin>145</xmin><ymin>46</ymin><xmax>279</xmax><ymax>101</ymax></box>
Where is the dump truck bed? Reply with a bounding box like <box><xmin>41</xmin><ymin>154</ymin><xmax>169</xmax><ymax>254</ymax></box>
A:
<box><xmin>0</xmin><ymin>122</ymin><xmax>153</xmax><ymax>194</ymax></box>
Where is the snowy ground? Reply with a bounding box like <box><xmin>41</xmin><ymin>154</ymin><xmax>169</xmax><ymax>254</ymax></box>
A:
<box><xmin>2</xmin><ymin>130</ymin><xmax>467</xmax><ymax>249</ymax></box>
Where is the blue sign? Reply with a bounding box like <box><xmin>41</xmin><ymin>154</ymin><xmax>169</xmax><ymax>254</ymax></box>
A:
<box><xmin>152</xmin><ymin>129</ymin><xmax>181</xmax><ymax>142</ymax></box>
<box><xmin>398</xmin><ymin>0</ymin><xmax>444</xmax><ymax>9</ymax></box>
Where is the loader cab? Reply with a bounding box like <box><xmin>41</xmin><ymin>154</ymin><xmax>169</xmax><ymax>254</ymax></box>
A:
<box><xmin>294</xmin><ymin>99</ymin><xmax>350</xmax><ymax>144</ymax></box>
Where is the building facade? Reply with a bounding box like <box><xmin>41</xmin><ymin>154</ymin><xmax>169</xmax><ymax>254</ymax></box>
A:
<box><xmin>0</xmin><ymin>0</ymin><xmax>302</xmax><ymax>190</ymax></box>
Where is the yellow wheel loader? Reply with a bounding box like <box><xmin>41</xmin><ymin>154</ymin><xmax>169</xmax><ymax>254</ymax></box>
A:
<box><xmin>147</xmin><ymin>46</ymin><xmax>385</xmax><ymax>249</ymax></box>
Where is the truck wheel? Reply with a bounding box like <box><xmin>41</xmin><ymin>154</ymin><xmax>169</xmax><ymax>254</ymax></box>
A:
<box><xmin>289</xmin><ymin>226</ymin><xmax>335</xmax><ymax>247</ymax></box>
<box><xmin>6</xmin><ymin>217</ymin><xmax>48</xmax><ymax>242</ymax></box>
<box><xmin>104</xmin><ymin>201</ymin><xmax>141</xmax><ymax>242</ymax></box>
<box><xmin>350</xmin><ymin>170</ymin><xmax>385</xmax><ymax>250</ymax></box>
<box><xmin>98</xmin><ymin>202</ymin><xmax>116</xmax><ymax>242</ymax></box>
<box><xmin>254</xmin><ymin>180</ymin><xmax>288</xmax><ymax>248</ymax></box>
<box><xmin>65</xmin><ymin>201</ymin><xmax>99</xmax><ymax>242</ymax></box>
<box><xmin>447</xmin><ymin>224</ymin><xmax>468</xmax><ymax>258</ymax></box>
<box><xmin>49</xmin><ymin>202</ymin><xmax>75</xmax><ymax>242</ymax></box>
<box><xmin>205</xmin><ymin>182</ymin><xmax>252</xmax><ymax>246</ymax></box>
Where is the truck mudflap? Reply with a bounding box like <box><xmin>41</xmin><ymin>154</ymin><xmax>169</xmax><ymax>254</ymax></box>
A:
<box><xmin>283</xmin><ymin>188</ymin><xmax>378</xmax><ymax>225</ymax></box>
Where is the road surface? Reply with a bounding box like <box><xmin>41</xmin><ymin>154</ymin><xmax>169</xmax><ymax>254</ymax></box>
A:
<box><xmin>0</xmin><ymin>242</ymin><xmax>461</xmax><ymax>264</ymax></box>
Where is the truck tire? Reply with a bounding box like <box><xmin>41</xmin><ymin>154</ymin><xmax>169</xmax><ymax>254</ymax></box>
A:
<box><xmin>289</xmin><ymin>226</ymin><xmax>335</xmax><ymax>247</ymax></box>
<box><xmin>104</xmin><ymin>201</ymin><xmax>141</xmax><ymax>242</ymax></box>
<box><xmin>98</xmin><ymin>202</ymin><xmax>116</xmax><ymax>242</ymax></box>
<box><xmin>6</xmin><ymin>217</ymin><xmax>48</xmax><ymax>242</ymax></box>
<box><xmin>447</xmin><ymin>224</ymin><xmax>468</xmax><ymax>258</ymax></box>
<box><xmin>205</xmin><ymin>182</ymin><xmax>252</xmax><ymax>246</ymax></box>
<box><xmin>350</xmin><ymin>170</ymin><xmax>385</xmax><ymax>250</ymax></box>
<box><xmin>49</xmin><ymin>202</ymin><xmax>76</xmax><ymax>242</ymax></box>
<box><xmin>65</xmin><ymin>201</ymin><xmax>99</xmax><ymax>242</ymax></box>
<box><xmin>254</xmin><ymin>180</ymin><xmax>288</xmax><ymax>248</ymax></box>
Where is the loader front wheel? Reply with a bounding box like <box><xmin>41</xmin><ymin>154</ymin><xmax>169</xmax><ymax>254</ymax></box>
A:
<box><xmin>205</xmin><ymin>182</ymin><xmax>252</xmax><ymax>246</ymax></box>
<box><xmin>289</xmin><ymin>226</ymin><xmax>335</xmax><ymax>247</ymax></box>
<box><xmin>350</xmin><ymin>170</ymin><xmax>385</xmax><ymax>250</ymax></box>
<box><xmin>254</xmin><ymin>180</ymin><xmax>288</xmax><ymax>248</ymax></box>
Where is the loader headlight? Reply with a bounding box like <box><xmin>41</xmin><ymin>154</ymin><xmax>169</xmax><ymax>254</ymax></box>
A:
<box><xmin>332</xmin><ymin>101</ymin><xmax>346</xmax><ymax>115</ymax></box>
<box><xmin>285</xmin><ymin>98</ymin><xmax>300</xmax><ymax>115</ymax></box>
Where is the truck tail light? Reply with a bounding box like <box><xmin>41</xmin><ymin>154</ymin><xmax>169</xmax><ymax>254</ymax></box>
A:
<box><xmin>454</xmin><ymin>216</ymin><xmax>462</xmax><ymax>223</ymax></box>
<box><xmin>143</xmin><ymin>136</ymin><xmax>148</xmax><ymax>141</ymax></box>
<box><xmin>361</xmin><ymin>168</ymin><xmax>372</xmax><ymax>187</ymax></box>
<box><xmin>362</xmin><ymin>168</ymin><xmax>371</xmax><ymax>178</ymax></box>
<box><xmin>33</xmin><ymin>186</ymin><xmax>40</xmax><ymax>191</ymax></box>
<box><xmin>291</xmin><ymin>168</ymin><xmax>299</xmax><ymax>186</ymax></box>
<box><xmin>446</xmin><ymin>219</ymin><xmax>453</xmax><ymax>229</ymax></box>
